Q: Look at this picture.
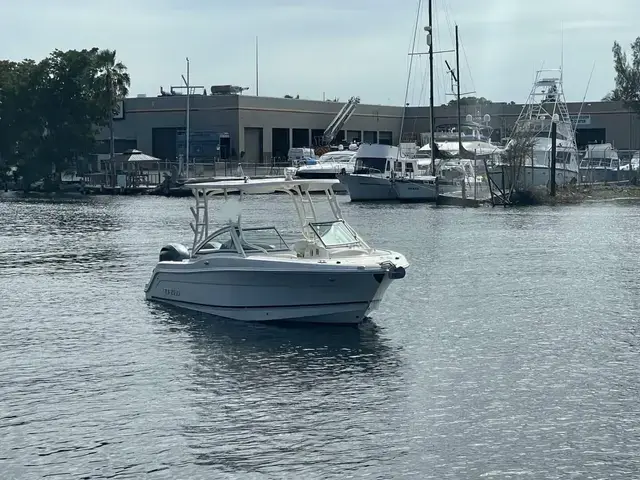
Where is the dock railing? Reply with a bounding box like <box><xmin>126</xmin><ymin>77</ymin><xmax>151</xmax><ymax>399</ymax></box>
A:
<box><xmin>82</xmin><ymin>157</ymin><xmax>292</xmax><ymax>187</ymax></box>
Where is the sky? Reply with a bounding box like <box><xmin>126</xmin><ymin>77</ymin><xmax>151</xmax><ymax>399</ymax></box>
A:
<box><xmin>1</xmin><ymin>0</ymin><xmax>639</xmax><ymax>106</ymax></box>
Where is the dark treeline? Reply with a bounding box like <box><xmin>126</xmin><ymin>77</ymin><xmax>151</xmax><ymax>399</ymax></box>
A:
<box><xmin>0</xmin><ymin>48</ymin><xmax>129</xmax><ymax>190</ymax></box>
<box><xmin>603</xmin><ymin>36</ymin><xmax>640</xmax><ymax>111</ymax></box>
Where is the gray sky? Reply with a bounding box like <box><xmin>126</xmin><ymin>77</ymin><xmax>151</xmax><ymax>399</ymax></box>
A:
<box><xmin>1</xmin><ymin>0</ymin><xmax>638</xmax><ymax>105</ymax></box>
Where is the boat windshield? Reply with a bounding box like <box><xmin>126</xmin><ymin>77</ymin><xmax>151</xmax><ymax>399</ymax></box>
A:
<box><xmin>354</xmin><ymin>157</ymin><xmax>386</xmax><ymax>173</ymax></box>
<box><xmin>319</xmin><ymin>153</ymin><xmax>354</xmax><ymax>164</ymax></box>
<box><xmin>309</xmin><ymin>221</ymin><xmax>360</xmax><ymax>247</ymax></box>
<box><xmin>546</xmin><ymin>150</ymin><xmax>572</xmax><ymax>164</ymax></box>
<box><xmin>196</xmin><ymin>225</ymin><xmax>290</xmax><ymax>254</ymax></box>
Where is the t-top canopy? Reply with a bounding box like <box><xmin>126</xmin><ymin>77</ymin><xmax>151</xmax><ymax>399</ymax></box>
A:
<box><xmin>187</xmin><ymin>177</ymin><xmax>339</xmax><ymax>194</ymax></box>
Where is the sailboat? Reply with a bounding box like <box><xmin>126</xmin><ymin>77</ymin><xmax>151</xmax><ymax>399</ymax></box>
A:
<box><xmin>338</xmin><ymin>0</ymin><xmax>453</xmax><ymax>202</ymax></box>
<box><xmin>391</xmin><ymin>21</ymin><xmax>486</xmax><ymax>201</ymax></box>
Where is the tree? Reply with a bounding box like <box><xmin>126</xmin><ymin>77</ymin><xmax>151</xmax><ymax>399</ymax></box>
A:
<box><xmin>608</xmin><ymin>37</ymin><xmax>640</xmax><ymax>112</ymax></box>
<box><xmin>499</xmin><ymin>122</ymin><xmax>538</xmax><ymax>196</ymax></box>
<box><xmin>602</xmin><ymin>91</ymin><xmax>621</xmax><ymax>101</ymax></box>
<box><xmin>444</xmin><ymin>96</ymin><xmax>493</xmax><ymax>107</ymax></box>
<box><xmin>94</xmin><ymin>49</ymin><xmax>130</xmax><ymax>160</ymax></box>
<box><xmin>0</xmin><ymin>48</ymin><xmax>130</xmax><ymax>190</ymax></box>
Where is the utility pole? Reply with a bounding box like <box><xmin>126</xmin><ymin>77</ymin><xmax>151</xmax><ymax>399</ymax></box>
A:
<box><xmin>184</xmin><ymin>58</ymin><xmax>190</xmax><ymax>179</ymax></box>
<box><xmin>550</xmin><ymin>120</ymin><xmax>557</xmax><ymax>196</ymax></box>
<box><xmin>255</xmin><ymin>36</ymin><xmax>259</xmax><ymax>96</ymax></box>
<box><xmin>171</xmin><ymin>60</ymin><xmax>204</xmax><ymax>179</ymax></box>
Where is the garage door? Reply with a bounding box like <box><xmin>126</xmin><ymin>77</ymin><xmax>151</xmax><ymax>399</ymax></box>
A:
<box><xmin>243</xmin><ymin>128</ymin><xmax>263</xmax><ymax>163</ymax></box>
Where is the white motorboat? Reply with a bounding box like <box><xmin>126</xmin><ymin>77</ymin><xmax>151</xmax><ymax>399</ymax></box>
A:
<box><xmin>391</xmin><ymin>158</ymin><xmax>483</xmax><ymax>202</ymax></box>
<box><xmin>296</xmin><ymin>150</ymin><xmax>357</xmax><ymax>180</ymax></box>
<box><xmin>487</xmin><ymin>68</ymin><xmax>580</xmax><ymax>190</ymax></box>
<box><xmin>337</xmin><ymin>143</ymin><xmax>467</xmax><ymax>202</ymax></box>
<box><xmin>144</xmin><ymin>175</ymin><xmax>408</xmax><ymax>324</ymax></box>
<box><xmin>579</xmin><ymin>143</ymin><xmax>621</xmax><ymax>183</ymax></box>
<box><xmin>337</xmin><ymin>144</ymin><xmax>414</xmax><ymax>201</ymax></box>
<box><xmin>415</xmin><ymin>118</ymin><xmax>504</xmax><ymax>174</ymax></box>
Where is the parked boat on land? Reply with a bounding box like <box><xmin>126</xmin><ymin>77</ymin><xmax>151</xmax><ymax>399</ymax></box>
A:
<box><xmin>579</xmin><ymin>143</ymin><xmax>620</xmax><ymax>183</ymax></box>
<box><xmin>144</xmin><ymin>175</ymin><xmax>408</xmax><ymax>324</ymax></box>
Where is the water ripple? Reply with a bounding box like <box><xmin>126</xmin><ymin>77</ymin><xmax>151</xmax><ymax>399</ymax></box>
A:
<box><xmin>1</xmin><ymin>193</ymin><xmax>638</xmax><ymax>478</ymax></box>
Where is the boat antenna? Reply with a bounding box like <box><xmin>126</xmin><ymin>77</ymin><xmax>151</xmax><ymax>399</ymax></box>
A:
<box><xmin>398</xmin><ymin>0</ymin><xmax>424</xmax><ymax>164</ymax></box>
<box><xmin>574</xmin><ymin>61</ymin><xmax>595</xmax><ymax>139</ymax></box>
<box><xmin>560</xmin><ymin>22</ymin><xmax>564</xmax><ymax>83</ymax></box>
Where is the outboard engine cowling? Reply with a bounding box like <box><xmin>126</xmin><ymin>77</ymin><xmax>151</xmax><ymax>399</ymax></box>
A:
<box><xmin>159</xmin><ymin>243</ymin><xmax>190</xmax><ymax>262</ymax></box>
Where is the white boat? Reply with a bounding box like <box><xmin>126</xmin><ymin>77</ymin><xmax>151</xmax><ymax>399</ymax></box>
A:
<box><xmin>487</xmin><ymin>69</ymin><xmax>580</xmax><ymax>190</ymax></box>
<box><xmin>144</xmin><ymin>175</ymin><xmax>408</xmax><ymax>324</ymax></box>
<box><xmin>337</xmin><ymin>143</ymin><xmax>470</xmax><ymax>201</ymax></box>
<box><xmin>391</xmin><ymin>159</ymin><xmax>484</xmax><ymax>201</ymax></box>
<box><xmin>392</xmin><ymin>123</ymin><xmax>495</xmax><ymax>202</ymax></box>
<box><xmin>579</xmin><ymin>143</ymin><xmax>621</xmax><ymax>183</ymax></box>
<box><xmin>337</xmin><ymin>144</ymin><xmax>415</xmax><ymax>201</ymax></box>
<box><xmin>621</xmin><ymin>151</ymin><xmax>640</xmax><ymax>171</ymax></box>
<box><xmin>296</xmin><ymin>150</ymin><xmax>357</xmax><ymax>180</ymax></box>
<box><xmin>416</xmin><ymin>118</ymin><xmax>504</xmax><ymax>172</ymax></box>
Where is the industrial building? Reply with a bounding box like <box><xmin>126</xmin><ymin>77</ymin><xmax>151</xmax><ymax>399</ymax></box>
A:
<box><xmin>97</xmin><ymin>85</ymin><xmax>640</xmax><ymax>164</ymax></box>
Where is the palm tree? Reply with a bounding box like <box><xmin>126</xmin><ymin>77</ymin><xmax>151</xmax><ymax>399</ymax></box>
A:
<box><xmin>94</xmin><ymin>49</ymin><xmax>130</xmax><ymax>162</ymax></box>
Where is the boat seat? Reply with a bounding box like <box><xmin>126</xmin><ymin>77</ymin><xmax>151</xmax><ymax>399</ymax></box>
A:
<box><xmin>293</xmin><ymin>239</ymin><xmax>326</xmax><ymax>258</ymax></box>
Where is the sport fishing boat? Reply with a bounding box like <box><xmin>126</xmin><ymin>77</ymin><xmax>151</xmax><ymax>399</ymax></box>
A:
<box><xmin>486</xmin><ymin>68</ymin><xmax>580</xmax><ymax>190</ymax></box>
<box><xmin>144</xmin><ymin>173</ymin><xmax>408</xmax><ymax>324</ymax></box>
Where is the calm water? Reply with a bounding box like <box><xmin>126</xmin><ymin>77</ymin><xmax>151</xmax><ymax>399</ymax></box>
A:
<box><xmin>1</xmin><ymin>192</ymin><xmax>639</xmax><ymax>479</ymax></box>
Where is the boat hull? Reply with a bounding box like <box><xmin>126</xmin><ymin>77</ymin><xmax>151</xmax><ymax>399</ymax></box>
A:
<box><xmin>487</xmin><ymin>165</ymin><xmax>578</xmax><ymax>190</ymax></box>
<box><xmin>295</xmin><ymin>171</ymin><xmax>348</xmax><ymax>193</ymax></box>
<box><xmin>145</xmin><ymin>260</ymin><xmax>405</xmax><ymax>324</ymax></box>
<box><xmin>391</xmin><ymin>178</ymin><xmax>464</xmax><ymax>202</ymax></box>
<box><xmin>338</xmin><ymin>174</ymin><xmax>397</xmax><ymax>201</ymax></box>
<box><xmin>579</xmin><ymin>168</ymin><xmax>620</xmax><ymax>184</ymax></box>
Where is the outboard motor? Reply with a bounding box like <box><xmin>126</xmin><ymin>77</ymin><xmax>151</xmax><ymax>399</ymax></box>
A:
<box><xmin>159</xmin><ymin>243</ymin><xmax>190</xmax><ymax>262</ymax></box>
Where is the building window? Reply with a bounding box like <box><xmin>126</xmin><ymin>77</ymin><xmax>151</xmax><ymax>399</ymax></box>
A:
<box><xmin>347</xmin><ymin>130</ymin><xmax>361</xmax><ymax>143</ymax></box>
<box><xmin>272</xmin><ymin>128</ymin><xmax>290</xmax><ymax>159</ymax></box>
<box><xmin>176</xmin><ymin>130</ymin><xmax>231</xmax><ymax>160</ymax></box>
<box><xmin>363</xmin><ymin>131</ymin><xmax>378</xmax><ymax>144</ymax></box>
<box><xmin>292</xmin><ymin>128</ymin><xmax>310</xmax><ymax>148</ymax></box>
<box><xmin>379</xmin><ymin>131</ymin><xmax>393</xmax><ymax>145</ymax></box>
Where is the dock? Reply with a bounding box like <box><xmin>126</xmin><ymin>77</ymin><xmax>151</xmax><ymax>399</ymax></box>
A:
<box><xmin>436</xmin><ymin>184</ymin><xmax>492</xmax><ymax>207</ymax></box>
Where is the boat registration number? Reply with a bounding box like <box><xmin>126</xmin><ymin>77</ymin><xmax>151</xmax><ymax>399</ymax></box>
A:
<box><xmin>163</xmin><ymin>288</ymin><xmax>181</xmax><ymax>297</ymax></box>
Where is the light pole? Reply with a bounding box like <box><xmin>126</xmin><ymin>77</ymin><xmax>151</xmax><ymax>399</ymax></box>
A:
<box><xmin>182</xmin><ymin>57</ymin><xmax>190</xmax><ymax>179</ymax></box>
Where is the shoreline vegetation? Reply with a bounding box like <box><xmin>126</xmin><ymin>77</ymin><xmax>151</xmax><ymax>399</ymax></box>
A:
<box><xmin>498</xmin><ymin>182</ymin><xmax>640</xmax><ymax>206</ymax></box>
<box><xmin>0</xmin><ymin>48</ymin><xmax>129</xmax><ymax>190</ymax></box>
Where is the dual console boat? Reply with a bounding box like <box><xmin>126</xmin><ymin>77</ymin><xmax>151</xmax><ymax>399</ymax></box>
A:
<box><xmin>144</xmin><ymin>176</ymin><xmax>408</xmax><ymax>324</ymax></box>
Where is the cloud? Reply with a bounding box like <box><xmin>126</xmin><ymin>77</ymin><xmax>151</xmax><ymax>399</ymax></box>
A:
<box><xmin>0</xmin><ymin>0</ymin><xmax>638</xmax><ymax>104</ymax></box>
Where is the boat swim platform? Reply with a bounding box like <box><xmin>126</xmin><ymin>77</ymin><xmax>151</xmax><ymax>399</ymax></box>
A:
<box><xmin>436</xmin><ymin>186</ymin><xmax>492</xmax><ymax>207</ymax></box>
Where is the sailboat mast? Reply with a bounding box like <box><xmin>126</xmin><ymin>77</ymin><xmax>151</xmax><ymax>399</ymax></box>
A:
<box><xmin>455</xmin><ymin>24</ymin><xmax>462</xmax><ymax>152</ymax></box>
<box><xmin>428</xmin><ymin>0</ymin><xmax>436</xmax><ymax>176</ymax></box>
